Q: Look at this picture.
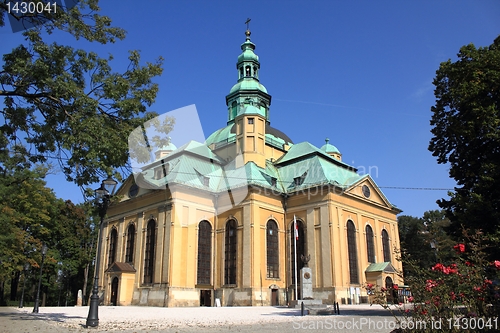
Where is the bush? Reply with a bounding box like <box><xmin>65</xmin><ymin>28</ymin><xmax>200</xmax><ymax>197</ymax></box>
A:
<box><xmin>368</xmin><ymin>230</ymin><xmax>500</xmax><ymax>332</ymax></box>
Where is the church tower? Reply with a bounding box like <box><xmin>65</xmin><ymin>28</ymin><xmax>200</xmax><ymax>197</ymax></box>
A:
<box><xmin>226</xmin><ymin>27</ymin><xmax>270</xmax><ymax>168</ymax></box>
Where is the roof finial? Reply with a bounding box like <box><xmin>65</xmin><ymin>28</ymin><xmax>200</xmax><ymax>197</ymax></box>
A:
<box><xmin>325</xmin><ymin>138</ymin><xmax>330</xmax><ymax>144</ymax></box>
<box><xmin>245</xmin><ymin>18</ymin><xmax>251</xmax><ymax>39</ymax></box>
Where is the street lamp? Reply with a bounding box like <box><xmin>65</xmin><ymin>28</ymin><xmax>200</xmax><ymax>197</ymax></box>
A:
<box><xmin>19</xmin><ymin>263</ymin><xmax>30</xmax><ymax>308</ymax></box>
<box><xmin>33</xmin><ymin>243</ymin><xmax>48</xmax><ymax>313</ymax></box>
<box><xmin>86</xmin><ymin>176</ymin><xmax>117</xmax><ymax>328</ymax></box>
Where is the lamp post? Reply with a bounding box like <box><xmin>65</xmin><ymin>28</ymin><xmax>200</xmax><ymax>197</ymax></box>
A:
<box><xmin>33</xmin><ymin>243</ymin><xmax>48</xmax><ymax>313</ymax></box>
<box><xmin>19</xmin><ymin>263</ymin><xmax>30</xmax><ymax>308</ymax></box>
<box><xmin>86</xmin><ymin>176</ymin><xmax>117</xmax><ymax>328</ymax></box>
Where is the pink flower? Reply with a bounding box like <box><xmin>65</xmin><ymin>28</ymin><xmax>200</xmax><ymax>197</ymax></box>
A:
<box><xmin>366</xmin><ymin>283</ymin><xmax>374</xmax><ymax>289</ymax></box>
<box><xmin>447</xmin><ymin>264</ymin><xmax>459</xmax><ymax>274</ymax></box>
<box><xmin>425</xmin><ymin>279</ymin><xmax>438</xmax><ymax>292</ymax></box>
<box><xmin>432</xmin><ymin>263</ymin><xmax>445</xmax><ymax>272</ymax></box>
<box><xmin>493</xmin><ymin>260</ymin><xmax>500</xmax><ymax>270</ymax></box>
<box><xmin>408</xmin><ymin>296</ymin><xmax>414</xmax><ymax>302</ymax></box>
<box><xmin>453</xmin><ymin>243</ymin><xmax>465</xmax><ymax>253</ymax></box>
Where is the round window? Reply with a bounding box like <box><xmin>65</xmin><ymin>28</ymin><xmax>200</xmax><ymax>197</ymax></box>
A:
<box><xmin>128</xmin><ymin>183</ymin><xmax>139</xmax><ymax>198</ymax></box>
<box><xmin>362</xmin><ymin>185</ymin><xmax>371</xmax><ymax>198</ymax></box>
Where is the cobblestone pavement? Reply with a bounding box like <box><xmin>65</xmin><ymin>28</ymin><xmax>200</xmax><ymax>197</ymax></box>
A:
<box><xmin>0</xmin><ymin>304</ymin><xmax>402</xmax><ymax>333</ymax></box>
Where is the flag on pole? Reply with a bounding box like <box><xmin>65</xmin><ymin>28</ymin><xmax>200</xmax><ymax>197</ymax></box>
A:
<box><xmin>293</xmin><ymin>215</ymin><xmax>298</xmax><ymax>301</ymax></box>
<box><xmin>294</xmin><ymin>215</ymin><xmax>299</xmax><ymax>240</ymax></box>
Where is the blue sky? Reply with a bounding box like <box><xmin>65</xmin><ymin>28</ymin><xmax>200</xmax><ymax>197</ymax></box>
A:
<box><xmin>2</xmin><ymin>1</ymin><xmax>499</xmax><ymax>218</ymax></box>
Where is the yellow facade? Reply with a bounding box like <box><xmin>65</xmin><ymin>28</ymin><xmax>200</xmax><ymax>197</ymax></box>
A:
<box><xmin>97</xmin><ymin>29</ymin><xmax>403</xmax><ymax>307</ymax></box>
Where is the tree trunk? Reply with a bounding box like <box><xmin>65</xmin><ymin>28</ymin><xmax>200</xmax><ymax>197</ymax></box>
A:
<box><xmin>10</xmin><ymin>271</ymin><xmax>20</xmax><ymax>301</ymax></box>
<box><xmin>0</xmin><ymin>280</ymin><xmax>5</xmax><ymax>305</ymax></box>
<box><xmin>82</xmin><ymin>262</ymin><xmax>89</xmax><ymax>306</ymax></box>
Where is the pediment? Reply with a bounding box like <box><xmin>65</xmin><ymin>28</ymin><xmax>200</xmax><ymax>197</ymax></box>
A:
<box><xmin>115</xmin><ymin>175</ymin><xmax>152</xmax><ymax>202</ymax></box>
<box><xmin>344</xmin><ymin>175</ymin><xmax>395</xmax><ymax>210</ymax></box>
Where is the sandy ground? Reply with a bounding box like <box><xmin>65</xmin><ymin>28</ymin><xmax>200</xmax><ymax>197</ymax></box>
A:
<box><xmin>0</xmin><ymin>304</ymin><xmax>402</xmax><ymax>333</ymax></box>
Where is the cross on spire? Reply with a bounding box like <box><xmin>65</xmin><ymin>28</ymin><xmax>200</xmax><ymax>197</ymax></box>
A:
<box><xmin>245</xmin><ymin>18</ymin><xmax>251</xmax><ymax>31</ymax></box>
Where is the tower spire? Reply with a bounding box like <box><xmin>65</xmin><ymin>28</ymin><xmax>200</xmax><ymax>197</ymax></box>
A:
<box><xmin>225</xmin><ymin>21</ymin><xmax>272</xmax><ymax>125</ymax></box>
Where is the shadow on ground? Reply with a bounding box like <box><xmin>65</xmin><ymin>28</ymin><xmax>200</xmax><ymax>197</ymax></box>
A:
<box><xmin>260</xmin><ymin>305</ymin><xmax>396</xmax><ymax>317</ymax></box>
<box><xmin>0</xmin><ymin>307</ymin><xmax>84</xmax><ymax>323</ymax></box>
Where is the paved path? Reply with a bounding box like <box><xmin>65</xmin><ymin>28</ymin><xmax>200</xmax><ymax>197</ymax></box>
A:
<box><xmin>0</xmin><ymin>304</ymin><xmax>401</xmax><ymax>333</ymax></box>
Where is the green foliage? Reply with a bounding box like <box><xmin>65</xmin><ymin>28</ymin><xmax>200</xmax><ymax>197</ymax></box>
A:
<box><xmin>0</xmin><ymin>147</ymin><xmax>98</xmax><ymax>302</ymax></box>
<box><xmin>429</xmin><ymin>36</ymin><xmax>500</xmax><ymax>256</ymax></box>
<box><xmin>0</xmin><ymin>0</ymin><xmax>168</xmax><ymax>187</ymax></box>
<box><xmin>398</xmin><ymin>210</ymin><xmax>455</xmax><ymax>278</ymax></box>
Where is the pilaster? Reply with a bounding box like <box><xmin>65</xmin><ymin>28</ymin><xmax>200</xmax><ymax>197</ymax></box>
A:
<box><xmin>320</xmin><ymin>206</ymin><xmax>332</xmax><ymax>287</ymax></box>
<box><xmin>306</xmin><ymin>208</ymin><xmax>316</xmax><ymax>286</ymax></box>
<box><xmin>242</xmin><ymin>204</ymin><xmax>251</xmax><ymax>287</ymax></box>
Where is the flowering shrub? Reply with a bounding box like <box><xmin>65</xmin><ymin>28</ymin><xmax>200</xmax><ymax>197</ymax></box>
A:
<box><xmin>368</xmin><ymin>230</ymin><xmax>500</xmax><ymax>332</ymax></box>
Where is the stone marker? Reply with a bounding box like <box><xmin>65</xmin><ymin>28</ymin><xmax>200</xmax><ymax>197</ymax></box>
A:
<box><xmin>300</xmin><ymin>267</ymin><xmax>313</xmax><ymax>300</ymax></box>
<box><xmin>77</xmin><ymin>289</ymin><xmax>82</xmax><ymax>306</ymax></box>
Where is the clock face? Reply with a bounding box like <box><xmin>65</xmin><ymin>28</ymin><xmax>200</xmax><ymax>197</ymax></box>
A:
<box><xmin>362</xmin><ymin>185</ymin><xmax>371</xmax><ymax>198</ymax></box>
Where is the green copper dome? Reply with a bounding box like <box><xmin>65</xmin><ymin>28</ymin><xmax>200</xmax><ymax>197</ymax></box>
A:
<box><xmin>229</xmin><ymin>79</ymin><xmax>268</xmax><ymax>94</ymax></box>
<box><xmin>321</xmin><ymin>138</ymin><xmax>340</xmax><ymax>154</ymax></box>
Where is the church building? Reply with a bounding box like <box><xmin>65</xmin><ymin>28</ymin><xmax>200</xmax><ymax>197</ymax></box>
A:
<box><xmin>99</xmin><ymin>27</ymin><xmax>403</xmax><ymax>307</ymax></box>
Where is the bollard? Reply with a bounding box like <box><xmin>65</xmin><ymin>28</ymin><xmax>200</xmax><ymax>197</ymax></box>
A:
<box><xmin>301</xmin><ymin>301</ymin><xmax>304</xmax><ymax>316</ymax></box>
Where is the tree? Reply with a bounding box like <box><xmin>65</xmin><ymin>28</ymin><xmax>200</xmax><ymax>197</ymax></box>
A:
<box><xmin>0</xmin><ymin>0</ymin><xmax>170</xmax><ymax>188</ymax></box>
<box><xmin>429</xmin><ymin>35</ymin><xmax>500</xmax><ymax>255</ymax></box>
<box><xmin>398</xmin><ymin>210</ymin><xmax>455</xmax><ymax>278</ymax></box>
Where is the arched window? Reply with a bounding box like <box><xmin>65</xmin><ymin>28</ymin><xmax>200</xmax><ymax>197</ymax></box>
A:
<box><xmin>231</xmin><ymin>101</ymin><xmax>237</xmax><ymax>119</ymax></box>
<box><xmin>144</xmin><ymin>219</ymin><xmax>156</xmax><ymax>284</ymax></box>
<box><xmin>347</xmin><ymin>220</ymin><xmax>359</xmax><ymax>284</ymax></box>
<box><xmin>224</xmin><ymin>220</ymin><xmax>237</xmax><ymax>285</ymax></box>
<box><xmin>290</xmin><ymin>220</ymin><xmax>305</xmax><ymax>285</ymax></box>
<box><xmin>366</xmin><ymin>225</ymin><xmax>375</xmax><ymax>263</ymax></box>
<box><xmin>382</xmin><ymin>229</ymin><xmax>391</xmax><ymax>262</ymax></box>
<box><xmin>125</xmin><ymin>224</ymin><xmax>135</xmax><ymax>263</ymax></box>
<box><xmin>245</xmin><ymin>66</ymin><xmax>251</xmax><ymax>77</ymax></box>
<box><xmin>266</xmin><ymin>220</ymin><xmax>279</xmax><ymax>278</ymax></box>
<box><xmin>108</xmin><ymin>228</ymin><xmax>117</xmax><ymax>267</ymax></box>
<box><xmin>197</xmin><ymin>221</ymin><xmax>212</xmax><ymax>285</ymax></box>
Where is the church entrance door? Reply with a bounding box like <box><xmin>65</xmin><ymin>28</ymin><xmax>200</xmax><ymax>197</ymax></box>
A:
<box><xmin>271</xmin><ymin>289</ymin><xmax>278</xmax><ymax>306</ymax></box>
<box><xmin>110</xmin><ymin>277</ymin><xmax>119</xmax><ymax>306</ymax></box>
<box><xmin>200</xmin><ymin>290</ymin><xmax>212</xmax><ymax>306</ymax></box>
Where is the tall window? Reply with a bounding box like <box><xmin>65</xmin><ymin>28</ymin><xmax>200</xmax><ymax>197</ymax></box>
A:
<box><xmin>144</xmin><ymin>219</ymin><xmax>156</xmax><ymax>284</ymax></box>
<box><xmin>366</xmin><ymin>225</ymin><xmax>375</xmax><ymax>263</ymax></box>
<box><xmin>125</xmin><ymin>224</ymin><xmax>135</xmax><ymax>264</ymax></box>
<box><xmin>197</xmin><ymin>221</ymin><xmax>212</xmax><ymax>285</ymax></box>
<box><xmin>108</xmin><ymin>228</ymin><xmax>117</xmax><ymax>267</ymax></box>
<box><xmin>347</xmin><ymin>220</ymin><xmax>359</xmax><ymax>284</ymax></box>
<box><xmin>382</xmin><ymin>229</ymin><xmax>391</xmax><ymax>262</ymax></box>
<box><xmin>231</xmin><ymin>101</ymin><xmax>237</xmax><ymax>119</ymax></box>
<box><xmin>266</xmin><ymin>220</ymin><xmax>279</xmax><ymax>278</ymax></box>
<box><xmin>290</xmin><ymin>220</ymin><xmax>305</xmax><ymax>285</ymax></box>
<box><xmin>224</xmin><ymin>220</ymin><xmax>237</xmax><ymax>285</ymax></box>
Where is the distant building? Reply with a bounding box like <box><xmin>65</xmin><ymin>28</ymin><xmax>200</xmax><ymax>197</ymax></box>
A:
<box><xmin>100</xmin><ymin>28</ymin><xmax>403</xmax><ymax>307</ymax></box>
